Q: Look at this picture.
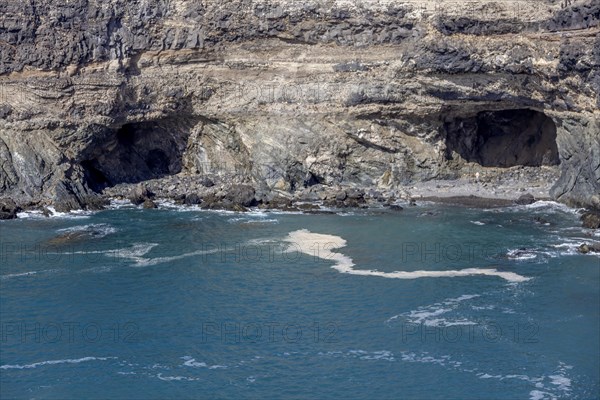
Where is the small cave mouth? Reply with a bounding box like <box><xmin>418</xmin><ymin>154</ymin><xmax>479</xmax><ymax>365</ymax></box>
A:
<box><xmin>81</xmin><ymin>118</ymin><xmax>195</xmax><ymax>192</ymax></box>
<box><xmin>444</xmin><ymin>109</ymin><xmax>560</xmax><ymax>167</ymax></box>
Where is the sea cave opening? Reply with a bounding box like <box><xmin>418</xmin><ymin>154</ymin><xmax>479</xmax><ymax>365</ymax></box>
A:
<box><xmin>81</xmin><ymin>118</ymin><xmax>193</xmax><ymax>192</ymax></box>
<box><xmin>444</xmin><ymin>109</ymin><xmax>560</xmax><ymax>167</ymax></box>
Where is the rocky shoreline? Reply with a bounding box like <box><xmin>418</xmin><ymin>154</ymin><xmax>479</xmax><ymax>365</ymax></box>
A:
<box><xmin>1</xmin><ymin>167</ymin><xmax>599</xmax><ymax>231</ymax></box>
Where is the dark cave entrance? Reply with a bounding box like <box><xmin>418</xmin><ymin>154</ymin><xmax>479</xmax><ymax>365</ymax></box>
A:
<box><xmin>444</xmin><ymin>109</ymin><xmax>560</xmax><ymax>167</ymax></box>
<box><xmin>81</xmin><ymin>118</ymin><xmax>194</xmax><ymax>192</ymax></box>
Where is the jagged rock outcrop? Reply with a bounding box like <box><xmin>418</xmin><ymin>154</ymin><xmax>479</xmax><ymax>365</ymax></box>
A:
<box><xmin>0</xmin><ymin>0</ymin><xmax>598</xmax><ymax>211</ymax></box>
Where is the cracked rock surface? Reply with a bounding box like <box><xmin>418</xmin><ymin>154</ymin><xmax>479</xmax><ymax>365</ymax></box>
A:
<box><xmin>0</xmin><ymin>0</ymin><xmax>598</xmax><ymax>212</ymax></box>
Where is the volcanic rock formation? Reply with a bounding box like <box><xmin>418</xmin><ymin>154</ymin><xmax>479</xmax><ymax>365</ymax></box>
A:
<box><xmin>0</xmin><ymin>0</ymin><xmax>598</xmax><ymax>212</ymax></box>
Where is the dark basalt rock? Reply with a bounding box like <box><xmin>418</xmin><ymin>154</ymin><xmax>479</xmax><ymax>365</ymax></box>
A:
<box><xmin>581</xmin><ymin>211</ymin><xmax>600</xmax><ymax>229</ymax></box>
<box><xmin>224</xmin><ymin>184</ymin><xmax>257</xmax><ymax>207</ymax></box>
<box><xmin>183</xmin><ymin>193</ymin><xmax>202</xmax><ymax>205</ymax></box>
<box><xmin>82</xmin><ymin>195</ymin><xmax>109</xmax><ymax>210</ymax></box>
<box><xmin>0</xmin><ymin>198</ymin><xmax>19</xmax><ymax>220</ymax></box>
<box><xmin>346</xmin><ymin>188</ymin><xmax>365</xmax><ymax>201</ymax></box>
<box><xmin>200</xmin><ymin>177</ymin><xmax>215</xmax><ymax>187</ymax></box>
<box><xmin>389</xmin><ymin>204</ymin><xmax>404</xmax><ymax>211</ymax></box>
<box><xmin>515</xmin><ymin>193</ymin><xmax>536</xmax><ymax>205</ymax></box>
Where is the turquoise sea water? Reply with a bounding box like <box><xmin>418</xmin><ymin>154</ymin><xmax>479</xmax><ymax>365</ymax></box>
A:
<box><xmin>1</xmin><ymin>201</ymin><xmax>598</xmax><ymax>399</ymax></box>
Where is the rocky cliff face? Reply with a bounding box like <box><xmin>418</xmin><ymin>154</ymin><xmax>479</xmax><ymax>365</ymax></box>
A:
<box><xmin>1</xmin><ymin>0</ymin><xmax>599</xmax><ymax>211</ymax></box>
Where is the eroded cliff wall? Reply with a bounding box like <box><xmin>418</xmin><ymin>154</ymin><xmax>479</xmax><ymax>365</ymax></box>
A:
<box><xmin>0</xmin><ymin>0</ymin><xmax>599</xmax><ymax>210</ymax></box>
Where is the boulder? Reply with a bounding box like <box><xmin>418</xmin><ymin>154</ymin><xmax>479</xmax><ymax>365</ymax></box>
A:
<box><xmin>335</xmin><ymin>190</ymin><xmax>347</xmax><ymax>201</ymax></box>
<box><xmin>268</xmin><ymin>196</ymin><xmax>293</xmax><ymax>208</ymax></box>
<box><xmin>514</xmin><ymin>193</ymin><xmax>536</xmax><ymax>205</ymax></box>
<box><xmin>581</xmin><ymin>211</ymin><xmax>600</xmax><ymax>229</ymax></box>
<box><xmin>225</xmin><ymin>184</ymin><xmax>257</xmax><ymax>207</ymax></box>
<box><xmin>184</xmin><ymin>193</ymin><xmax>202</xmax><ymax>205</ymax></box>
<box><xmin>346</xmin><ymin>188</ymin><xmax>365</xmax><ymax>201</ymax></box>
<box><xmin>143</xmin><ymin>199</ymin><xmax>157</xmax><ymax>209</ymax></box>
<box><xmin>389</xmin><ymin>204</ymin><xmax>404</xmax><ymax>211</ymax></box>
<box><xmin>200</xmin><ymin>177</ymin><xmax>215</xmax><ymax>187</ymax></box>
<box><xmin>128</xmin><ymin>185</ymin><xmax>153</xmax><ymax>205</ymax></box>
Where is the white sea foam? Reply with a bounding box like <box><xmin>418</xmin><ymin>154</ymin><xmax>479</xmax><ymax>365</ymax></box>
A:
<box><xmin>507</xmin><ymin>249</ymin><xmax>538</xmax><ymax>260</ymax></box>
<box><xmin>131</xmin><ymin>248</ymin><xmax>220</xmax><ymax>267</ymax></box>
<box><xmin>396</xmin><ymin>351</ymin><xmax>572</xmax><ymax>400</ymax></box>
<box><xmin>286</xmin><ymin>229</ymin><xmax>531</xmax><ymax>282</ymax></box>
<box><xmin>523</xmin><ymin>201</ymin><xmax>582</xmax><ymax>214</ymax></box>
<box><xmin>229</xmin><ymin>217</ymin><xmax>279</xmax><ymax>225</ymax></box>
<box><xmin>1</xmin><ymin>269</ymin><xmax>62</xmax><ymax>280</ymax></box>
<box><xmin>529</xmin><ymin>390</ymin><xmax>556</xmax><ymax>400</ymax></box>
<box><xmin>319</xmin><ymin>350</ymin><xmax>396</xmax><ymax>362</ymax></box>
<box><xmin>0</xmin><ymin>356</ymin><xmax>116</xmax><ymax>370</ymax></box>
<box><xmin>181</xmin><ymin>356</ymin><xmax>228</xmax><ymax>369</ymax></box>
<box><xmin>349</xmin><ymin>350</ymin><xmax>395</xmax><ymax>361</ymax></box>
<box><xmin>155</xmin><ymin>200</ymin><xmax>203</xmax><ymax>212</ymax></box>
<box><xmin>470</xmin><ymin>221</ymin><xmax>486</xmax><ymax>226</ymax></box>
<box><xmin>80</xmin><ymin>266</ymin><xmax>113</xmax><ymax>274</ymax></box>
<box><xmin>14</xmin><ymin>210</ymin><xmax>45</xmax><ymax>219</ymax></box>
<box><xmin>156</xmin><ymin>373</ymin><xmax>200</xmax><ymax>381</ymax></box>
<box><xmin>548</xmin><ymin>375</ymin><xmax>572</xmax><ymax>391</ymax></box>
<box><xmin>15</xmin><ymin>208</ymin><xmax>94</xmax><ymax>220</ymax></box>
<box><xmin>387</xmin><ymin>294</ymin><xmax>480</xmax><ymax>327</ymax></box>
<box><xmin>49</xmin><ymin>242</ymin><xmax>222</xmax><ymax>267</ymax></box>
<box><xmin>551</xmin><ymin>241</ymin><xmax>600</xmax><ymax>257</ymax></box>
<box><xmin>107</xmin><ymin>199</ymin><xmax>136</xmax><ymax>209</ymax></box>
<box><xmin>46</xmin><ymin>207</ymin><xmax>95</xmax><ymax>219</ymax></box>
<box><xmin>56</xmin><ymin>223</ymin><xmax>117</xmax><ymax>238</ymax></box>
